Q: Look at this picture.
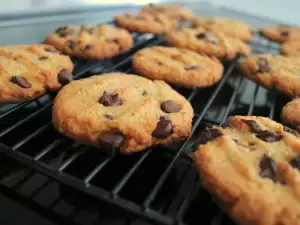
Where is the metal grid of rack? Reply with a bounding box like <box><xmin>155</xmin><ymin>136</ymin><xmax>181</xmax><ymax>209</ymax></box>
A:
<box><xmin>0</xmin><ymin>4</ymin><xmax>292</xmax><ymax>225</ymax></box>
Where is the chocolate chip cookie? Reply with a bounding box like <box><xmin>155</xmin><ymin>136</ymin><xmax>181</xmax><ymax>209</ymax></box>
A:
<box><xmin>281</xmin><ymin>98</ymin><xmax>300</xmax><ymax>131</ymax></box>
<box><xmin>192</xmin><ymin>16</ymin><xmax>253</xmax><ymax>42</ymax></box>
<box><xmin>114</xmin><ymin>13</ymin><xmax>178</xmax><ymax>34</ymax></box>
<box><xmin>0</xmin><ymin>44</ymin><xmax>73</xmax><ymax>103</ymax></box>
<box><xmin>45</xmin><ymin>24</ymin><xmax>133</xmax><ymax>60</ymax></box>
<box><xmin>132</xmin><ymin>46</ymin><xmax>224</xmax><ymax>88</ymax></box>
<box><xmin>191</xmin><ymin>115</ymin><xmax>300</xmax><ymax>225</ymax></box>
<box><xmin>140</xmin><ymin>4</ymin><xmax>193</xmax><ymax>21</ymax></box>
<box><xmin>239</xmin><ymin>54</ymin><xmax>300</xmax><ymax>97</ymax></box>
<box><xmin>281</xmin><ymin>40</ymin><xmax>300</xmax><ymax>56</ymax></box>
<box><xmin>52</xmin><ymin>73</ymin><xmax>193</xmax><ymax>154</ymax></box>
<box><xmin>165</xmin><ymin>27</ymin><xmax>251</xmax><ymax>60</ymax></box>
<box><xmin>260</xmin><ymin>25</ymin><xmax>300</xmax><ymax>42</ymax></box>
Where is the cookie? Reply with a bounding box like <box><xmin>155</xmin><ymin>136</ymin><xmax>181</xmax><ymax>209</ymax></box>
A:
<box><xmin>132</xmin><ymin>46</ymin><xmax>224</xmax><ymax>88</ymax></box>
<box><xmin>239</xmin><ymin>54</ymin><xmax>300</xmax><ymax>97</ymax></box>
<box><xmin>0</xmin><ymin>44</ymin><xmax>73</xmax><ymax>103</ymax></box>
<box><xmin>260</xmin><ymin>25</ymin><xmax>300</xmax><ymax>43</ymax></box>
<box><xmin>45</xmin><ymin>24</ymin><xmax>133</xmax><ymax>60</ymax></box>
<box><xmin>191</xmin><ymin>115</ymin><xmax>300</xmax><ymax>225</ymax></box>
<box><xmin>281</xmin><ymin>40</ymin><xmax>300</xmax><ymax>56</ymax></box>
<box><xmin>281</xmin><ymin>98</ymin><xmax>300</xmax><ymax>131</ymax></box>
<box><xmin>165</xmin><ymin>27</ymin><xmax>251</xmax><ymax>60</ymax></box>
<box><xmin>114</xmin><ymin>13</ymin><xmax>178</xmax><ymax>34</ymax></box>
<box><xmin>140</xmin><ymin>4</ymin><xmax>193</xmax><ymax>21</ymax></box>
<box><xmin>52</xmin><ymin>73</ymin><xmax>193</xmax><ymax>154</ymax></box>
<box><xmin>192</xmin><ymin>16</ymin><xmax>253</xmax><ymax>42</ymax></box>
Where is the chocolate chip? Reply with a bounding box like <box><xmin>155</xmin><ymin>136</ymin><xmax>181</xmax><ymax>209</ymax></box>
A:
<box><xmin>289</xmin><ymin>155</ymin><xmax>300</xmax><ymax>171</ymax></box>
<box><xmin>152</xmin><ymin>117</ymin><xmax>173</xmax><ymax>138</ymax></box>
<box><xmin>142</xmin><ymin>90</ymin><xmax>148</xmax><ymax>96</ymax></box>
<box><xmin>184</xmin><ymin>65</ymin><xmax>199</xmax><ymax>71</ymax></box>
<box><xmin>196</xmin><ymin>33</ymin><xmax>207</xmax><ymax>39</ymax></box>
<box><xmin>11</xmin><ymin>76</ymin><xmax>32</xmax><ymax>88</ymax></box>
<box><xmin>284</xmin><ymin>126</ymin><xmax>299</xmax><ymax>137</ymax></box>
<box><xmin>68</xmin><ymin>40</ymin><xmax>78</xmax><ymax>50</ymax></box>
<box><xmin>85</xmin><ymin>44</ymin><xmax>93</xmax><ymax>50</ymax></box>
<box><xmin>104</xmin><ymin>114</ymin><xmax>114</xmax><ymax>120</ymax></box>
<box><xmin>38</xmin><ymin>56</ymin><xmax>48</xmax><ymax>60</ymax></box>
<box><xmin>260</xmin><ymin>154</ymin><xmax>284</xmax><ymax>183</ymax></box>
<box><xmin>161</xmin><ymin>100</ymin><xmax>180</xmax><ymax>113</ymax></box>
<box><xmin>257</xmin><ymin>57</ymin><xmax>270</xmax><ymax>73</ymax></box>
<box><xmin>242</xmin><ymin>119</ymin><xmax>263</xmax><ymax>133</ymax></box>
<box><xmin>58</xmin><ymin>68</ymin><xmax>72</xmax><ymax>85</ymax></box>
<box><xmin>99</xmin><ymin>91</ymin><xmax>122</xmax><ymax>107</ymax></box>
<box><xmin>221</xmin><ymin>117</ymin><xmax>233</xmax><ymax>128</ymax></box>
<box><xmin>56</xmin><ymin>26</ymin><xmax>74</xmax><ymax>37</ymax></box>
<box><xmin>45</xmin><ymin>47</ymin><xmax>60</xmax><ymax>54</ymax></box>
<box><xmin>280</xmin><ymin>30</ymin><xmax>289</xmax><ymax>36</ymax></box>
<box><xmin>99</xmin><ymin>131</ymin><xmax>124</xmax><ymax>150</ymax></box>
<box><xmin>197</xmin><ymin>128</ymin><xmax>223</xmax><ymax>145</ymax></box>
<box><xmin>256</xmin><ymin>130</ymin><xmax>282</xmax><ymax>142</ymax></box>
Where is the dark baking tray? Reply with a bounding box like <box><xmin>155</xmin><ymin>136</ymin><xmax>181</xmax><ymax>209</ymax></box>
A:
<box><xmin>0</xmin><ymin>2</ymin><xmax>292</xmax><ymax>225</ymax></box>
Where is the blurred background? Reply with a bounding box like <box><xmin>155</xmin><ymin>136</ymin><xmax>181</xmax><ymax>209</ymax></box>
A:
<box><xmin>1</xmin><ymin>0</ymin><xmax>299</xmax><ymax>25</ymax></box>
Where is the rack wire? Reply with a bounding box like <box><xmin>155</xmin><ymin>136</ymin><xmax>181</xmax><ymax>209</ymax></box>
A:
<box><xmin>0</xmin><ymin>7</ymin><xmax>292</xmax><ymax>225</ymax></box>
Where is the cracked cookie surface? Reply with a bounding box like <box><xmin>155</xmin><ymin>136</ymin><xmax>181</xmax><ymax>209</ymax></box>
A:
<box><xmin>192</xmin><ymin>16</ymin><xmax>253</xmax><ymax>42</ymax></box>
<box><xmin>0</xmin><ymin>44</ymin><xmax>73</xmax><ymax>103</ymax></box>
<box><xmin>52</xmin><ymin>73</ymin><xmax>193</xmax><ymax>154</ymax></box>
<box><xmin>165</xmin><ymin>27</ymin><xmax>251</xmax><ymax>60</ymax></box>
<box><xmin>45</xmin><ymin>24</ymin><xmax>133</xmax><ymax>60</ymax></box>
<box><xmin>132</xmin><ymin>46</ymin><xmax>223</xmax><ymax>88</ymax></box>
<box><xmin>191</xmin><ymin>115</ymin><xmax>300</xmax><ymax>225</ymax></box>
<box><xmin>114</xmin><ymin>13</ymin><xmax>178</xmax><ymax>34</ymax></box>
<box><xmin>239</xmin><ymin>54</ymin><xmax>300</xmax><ymax>97</ymax></box>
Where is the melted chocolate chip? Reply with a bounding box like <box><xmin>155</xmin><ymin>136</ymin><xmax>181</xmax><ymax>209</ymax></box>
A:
<box><xmin>221</xmin><ymin>117</ymin><xmax>233</xmax><ymax>128</ymax></box>
<box><xmin>284</xmin><ymin>126</ymin><xmax>299</xmax><ymax>137</ymax></box>
<box><xmin>184</xmin><ymin>65</ymin><xmax>199</xmax><ymax>71</ymax></box>
<box><xmin>257</xmin><ymin>57</ymin><xmax>270</xmax><ymax>73</ymax></box>
<box><xmin>56</xmin><ymin>26</ymin><xmax>74</xmax><ymax>37</ymax></box>
<box><xmin>104</xmin><ymin>114</ymin><xmax>114</xmax><ymax>120</ymax></box>
<box><xmin>260</xmin><ymin>154</ymin><xmax>284</xmax><ymax>183</ymax></box>
<box><xmin>38</xmin><ymin>56</ymin><xmax>48</xmax><ymax>60</ymax></box>
<box><xmin>44</xmin><ymin>47</ymin><xmax>60</xmax><ymax>54</ymax></box>
<box><xmin>152</xmin><ymin>117</ymin><xmax>173</xmax><ymax>138</ymax></box>
<box><xmin>99</xmin><ymin>131</ymin><xmax>124</xmax><ymax>150</ymax></box>
<box><xmin>280</xmin><ymin>30</ymin><xmax>289</xmax><ymax>37</ymax></box>
<box><xmin>58</xmin><ymin>68</ymin><xmax>72</xmax><ymax>85</ymax></box>
<box><xmin>242</xmin><ymin>119</ymin><xmax>263</xmax><ymax>133</ymax></box>
<box><xmin>196</xmin><ymin>33</ymin><xmax>207</xmax><ymax>39</ymax></box>
<box><xmin>11</xmin><ymin>76</ymin><xmax>32</xmax><ymax>88</ymax></box>
<box><xmin>197</xmin><ymin>128</ymin><xmax>223</xmax><ymax>145</ymax></box>
<box><xmin>256</xmin><ymin>130</ymin><xmax>282</xmax><ymax>142</ymax></box>
<box><xmin>99</xmin><ymin>91</ymin><xmax>122</xmax><ymax>107</ymax></box>
<box><xmin>161</xmin><ymin>100</ymin><xmax>180</xmax><ymax>113</ymax></box>
<box><xmin>68</xmin><ymin>40</ymin><xmax>78</xmax><ymax>50</ymax></box>
<box><xmin>289</xmin><ymin>155</ymin><xmax>300</xmax><ymax>171</ymax></box>
<box><xmin>85</xmin><ymin>44</ymin><xmax>93</xmax><ymax>50</ymax></box>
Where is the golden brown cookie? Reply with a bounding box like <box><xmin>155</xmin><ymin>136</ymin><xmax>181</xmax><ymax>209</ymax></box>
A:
<box><xmin>281</xmin><ymin>98</ymin><xmax>300</xmax><ymax>131</ymax></box>
<box><xmin>192</xmin><ymin>16</ymin><xmax>253</xmax><ymax>42</ymax></box>
<box><xmin>0</xmin><ymin>44</ymin><xmax>73</xmax><ymax>103</ymax></box>
<box><xmin>132</xmin><ymin>46</ymin><xmax>224</xmax><ymax>88</ymax></box>
<box><xmin>140</xmin><ymin>4</ymin><xmax>193</xmax><ymax>21</ymax></box>
<box><xmin>52</xmin><ymin>73</ymin><xmax>193</xmax><ymax>154</ymax></box>
<box><xmin>281</xmin><ymin>40</ymin><xmax>300</xmax><ymax>56</ymax></box>
<box><xmin>45</xmin><ymin>24</ymin><xmax>133</xmax><ymax>60</ymax></box>
<box><xmin>191</xmin><ymin>115</ymin><xmax>300</xmax><ymax>225</ymax></box>
<box><xmin>165</xmin><ymin>27</ymin><xmax>251</xmax><ymax>60</ymax></box>
<box><xmin>239</xmin><ymin>54</ymin><xmax>300</xmax><ymax>97</ymax></box>
<box><xmin>114</xmin><ymin>13</ymin><xmax>178</xmax><ymax>34</ymax></box>
<box><xmin>260</xmin><ymin>25</ymin><xmax>300</xmax><ymax>43</ymax></box>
